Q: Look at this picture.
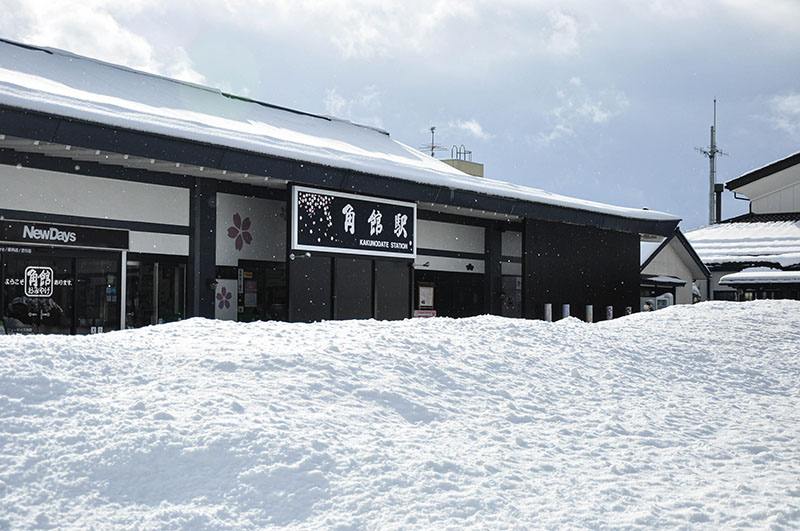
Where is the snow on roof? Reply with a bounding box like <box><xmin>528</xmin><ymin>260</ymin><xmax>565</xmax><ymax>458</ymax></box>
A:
<box><xmin>720</xmin><ymin>269</ymin><xmax>800</xmax><ymax>285</ymax></box>
<box><xmin>685</xmin><ymin>221</ymin><xmax>800</xmax><ymax>267</ymax></box>
<box><xmin>0</xmin><ymin>39</ymin><xmax>678</xmax><ymax>223</ymax></box>
<box><xmin>641</xmin><ymin>275</ymin><xmax>686</xmax><ymax>286</ymax></box>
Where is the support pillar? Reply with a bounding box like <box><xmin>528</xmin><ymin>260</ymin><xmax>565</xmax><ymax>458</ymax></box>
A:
<box><xmin>484</xmin><ymin>221</ymin><xmax>503</xmax><ymax>315</ymax></box>
<box><xmin>187</xmin><ymin>177</ymin><xmax>217</xmax><ymax>319</ymax></box>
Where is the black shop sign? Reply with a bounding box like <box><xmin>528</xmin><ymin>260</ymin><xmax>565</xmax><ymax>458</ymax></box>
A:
<box><xmin>0</xmin><ymin>220</ymin><xmax>129</xmax><ymax>250</ymax></box>
<box><xmin>291</xmin><ymin>186</ymin><xmax>416</xmax><ymax>259</ymax></box>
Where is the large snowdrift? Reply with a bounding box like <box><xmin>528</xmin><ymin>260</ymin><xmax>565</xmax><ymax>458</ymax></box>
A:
<box><xmin>1</xmin><ymin>301</ymin><xmax>799</xmax><ymax>529</ymax></box>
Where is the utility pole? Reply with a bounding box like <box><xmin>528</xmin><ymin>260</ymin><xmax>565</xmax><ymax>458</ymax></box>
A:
<box><xmin>696</xmin><ymin>99</ymin><xmax>727</xmax><ymax>224</ymax></box>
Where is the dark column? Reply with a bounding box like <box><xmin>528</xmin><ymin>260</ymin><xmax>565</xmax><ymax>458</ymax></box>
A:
<box><xmin>289</xmin><ymin>255</ymin><xmax>333</xmax><ymax>322</ymax></box>
<box><xmin>187</xmin><ymin>177</ymin><xmax>217</xmax><ymax>319</ymax></box>
<box><xmin>333</xmin><ymin>257</ymin><xmax>373</xmax><ymax>319</ymax></box>
<box><xmin>374</xmin><ymin>259</ymin><xmax>411</xmax><ymax>320</ymax></box>
<box><xmin>484</xmin><ymin>221</ymin><xmax>503</xmax><ymax>315</ymax></box>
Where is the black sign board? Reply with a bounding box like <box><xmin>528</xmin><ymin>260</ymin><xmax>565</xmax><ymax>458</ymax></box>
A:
<box><xmin>0</xmin><ymin>220</ymin><xmax>129</xmax><ymax>250</ymax></box>
<box><xmin>291</xmin><ymin>186</ymin><xmax>416</xmax><ymax>259</ymax></box>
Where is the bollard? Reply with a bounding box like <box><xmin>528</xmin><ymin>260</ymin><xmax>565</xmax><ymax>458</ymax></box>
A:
<box><xmin>562</xmin><ymin>304</ymin><xmax>570</xmax><ymax>319</ymax></box>
<box><xmin>544</xmin><ymin>303</ymin><xmax>552</xmax><ymax>322</ymax></box>
<box><xmin>606</xmin><ymin>305</ymin><xmax>614</xmax><ymax>320</ymax></box>
<box><xmin>585</xmin><ymin>305</ymin><xmax>593</xmax><ymax>323</ymax></box>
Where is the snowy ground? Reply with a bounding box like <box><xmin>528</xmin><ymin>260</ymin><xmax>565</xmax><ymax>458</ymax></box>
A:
<box><xmin>1</xmin><ymin>301</ymin><xmax>799</xmax><ymax>529</ymax></box>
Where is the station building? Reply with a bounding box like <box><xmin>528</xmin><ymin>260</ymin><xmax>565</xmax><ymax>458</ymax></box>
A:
<box><xmin>0</xmin><ymin>39</ymin><xmax>679</xmax><ymax>334</ymax></box>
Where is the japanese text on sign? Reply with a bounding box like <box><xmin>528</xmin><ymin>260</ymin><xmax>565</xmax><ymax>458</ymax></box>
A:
<box><xmin>292</xmin><ymin>186</ymin><xmax>416</xmax><ymax>259</ymax></box>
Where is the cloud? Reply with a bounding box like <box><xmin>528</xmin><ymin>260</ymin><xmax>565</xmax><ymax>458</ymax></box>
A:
<box><xmin>546</xmin><ymin>10</ymin><xmax>580</xmax><ymax>55</ymax></box>
<box><xmin>767</xmin><ymin>92</ymin><xmax>800</xmax><ymax>137</ymax></box>
<box><xmin>0</xmin><ymin>0</ymin><xmax>204</xmax><ymax>84</ymax></box>
<box><xmin>531</xmin><ymin>77</ymin><xmax>629</xmax><ymax>147</ymax></box>
<box><xmin>323</xmin><ymin>85</ymin><xmax>383</xmax><ymax>128</ymax></box>
<box><xmin>449</xmin><ymin>119</ymin><xmax>493</xmax><ymax>141</ymax></box>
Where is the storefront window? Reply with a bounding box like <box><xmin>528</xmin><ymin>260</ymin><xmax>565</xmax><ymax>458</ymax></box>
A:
<box><xmin>1</xmin><ymin>248</ymin><xmax>121</xmax><ymax>335</ymax></box>
<box><xmin>126</xmin><ymin>259</ymin><xmax>186</xmax><ymax>327</ymax></box>
<box><xmin>2</xmin><ymin>254</ymin><xmax>74</xmax><ymax>334</ymax></box>
<box><xmin>236</xmin><ymin>261</ymin><xmax>287</xmax><ymax>322</ymax></box>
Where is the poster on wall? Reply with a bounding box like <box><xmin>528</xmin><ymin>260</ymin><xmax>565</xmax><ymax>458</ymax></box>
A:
<box><xmin>291</xmin><ymin>186</ymin><xmax>416</xmax><ymax>259</ymax></box>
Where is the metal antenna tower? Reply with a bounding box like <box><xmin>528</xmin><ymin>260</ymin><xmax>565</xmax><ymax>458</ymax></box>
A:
<box><xmin>695</xmin><ymin>99</ymin><xmax>727</xmax><ymax>224</ymax></box>
<box><xmin>418</xmin><ymin>126</ymin><xmax>446</xmax><ymax>157</ymax></box>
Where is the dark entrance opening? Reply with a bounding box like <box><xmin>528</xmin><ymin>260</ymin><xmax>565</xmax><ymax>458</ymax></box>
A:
<box><xmin>126</xmin><ymin>256</ymin><xmax>187</xmax><ymax>327</ymax></box>
<box><xmin>414</xmin><ymin>270</ymin><xmax>484</xmax><ymax>318</ymax></box>
<box><xmin>236</xmin><ymin>260</ymin><xmax>288</xmax><ymax>322</ymax></box>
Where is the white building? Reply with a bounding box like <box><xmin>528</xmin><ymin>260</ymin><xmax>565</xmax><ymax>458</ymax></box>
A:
<box><xmin>640</xmin><ymin>229</ymin><xmax>710</xmax><ymax>310</ymax></box>
<box><xmin>686</xmin><ymin>151</ymin><xmax>800</xmax><ymax>301</ymax></box>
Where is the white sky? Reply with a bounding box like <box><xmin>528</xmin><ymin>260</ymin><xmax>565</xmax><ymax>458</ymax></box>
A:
<box><xmin>2</xmin><ymin>0</ymin><xmax>799</xmax><ymax>229</ymax></box>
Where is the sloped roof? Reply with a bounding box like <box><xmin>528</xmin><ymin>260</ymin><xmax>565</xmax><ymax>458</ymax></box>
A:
<box><xmin>0</xmin><ymin>38</ymin><xmax>677</xmax><ymax>224</ymax></box>
<box><xmin>685</xmin><ymin>221</ymin><xmax>800</xmax><ymax>268</ymax></box>
<box><xmin>720</xmin><ymin>269</ymin><xmax>800</xmax><ymax>285</ymax></box>
<box><xmin>640</xmin><ymin>229</ymin><xmax>710</xmax><ymax>279</ymax></box>
<box><xmin>726</xmin><ymin>151</ymin><xmax>800</xmax><ymax>191</ymax></box>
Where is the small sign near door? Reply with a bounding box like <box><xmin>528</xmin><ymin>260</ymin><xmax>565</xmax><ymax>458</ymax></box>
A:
<box><xmin>244</xmin><ymin>279</ymin><xmax>258</xmax><ymax>308</ymax></box>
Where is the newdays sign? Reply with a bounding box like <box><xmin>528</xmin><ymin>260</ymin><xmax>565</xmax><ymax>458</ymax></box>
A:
<box><xmin>23</xmin><ymin>225</ymin><xmax>77</xmax><ymax>244</ymax></box>
<box><xmin>0</xmin><ymin>220</ymin><xmax>129</xmax><ymax>250</ymax></box>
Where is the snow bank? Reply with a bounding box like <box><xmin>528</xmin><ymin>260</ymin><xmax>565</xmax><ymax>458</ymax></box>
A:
<box><xmin>2</xmin><ymin>301</ymin><xmax>799</xmax><ymax>529</ymax></box>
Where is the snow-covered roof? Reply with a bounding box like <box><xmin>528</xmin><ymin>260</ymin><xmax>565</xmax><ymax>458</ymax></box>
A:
<box><xmin>720</xmin><ymin>268</ymin><xmax>800</xmax><ymax>285</ymax></box>
<box><xmin>0</xmin><ymin>39</ymin><xmax>677</xmax><ymax>223</ymax></box>
<box><xmin>685</xmin><ymin>221</ymin><xmax>800</xmax><ymax>268</ymax></box>
<box><xmin>641</xmin><ymin>275</ymin><xmax>686</xmax><ymax>286</ymax></box>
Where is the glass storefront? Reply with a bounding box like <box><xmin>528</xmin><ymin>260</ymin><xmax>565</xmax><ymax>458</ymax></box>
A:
<box><xmin>236</xmin><ymin>261</ymin><xmax>287</xmax><ymax>322</ymax></box>
<box><xmin>1</xmin><ymin>246</ymin><xmax>120</xmax><ymax>335</ymax></box>
<box><xmin>126</xmin><ymin>258</ymin><xmax>186</xmax><ymax>327</ymax></box>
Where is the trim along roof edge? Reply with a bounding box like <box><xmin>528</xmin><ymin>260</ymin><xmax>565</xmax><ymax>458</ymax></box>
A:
<box><xmin>0</xmin><ymin>105</ymin><xmax>681</xmax><ymax>237</ymax></box>
<box><xmin>726</xmin><ymin>151</ymin><xmax>800</xmax><ymax>191</ymax></box>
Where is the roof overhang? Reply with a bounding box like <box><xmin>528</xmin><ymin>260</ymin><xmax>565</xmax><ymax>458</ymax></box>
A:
<box><xmin>641</xmin><ymin>274</ymin><xmax>687</xmax><ymax>287</ymax></box>
<box><xmin>720</xmin><ymin>270</ymin><xmax>800</xmax><ymax>285</ymax></box>
<box><xmin>726</xmin><ymin>151</ymin><xmax>800</xmax><ymax>194</ymax></box>
<box><xmin>0</xmin><ymin>107</ymin><xmax>680</xmax><ymax>236</ymax></box>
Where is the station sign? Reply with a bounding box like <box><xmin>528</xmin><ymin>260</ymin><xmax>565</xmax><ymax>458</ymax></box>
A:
<box><xmin>291</xmin><ymin>186</ymin><xmax>416</xmax><ymax>259</ymax></box>
<box><xmin>0</xmin><ymin>220</ymin><xmax>129</xmax><ymax>250</ymax></box>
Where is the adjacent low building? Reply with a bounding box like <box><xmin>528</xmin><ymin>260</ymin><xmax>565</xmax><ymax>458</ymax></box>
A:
<box><xmin>686</xmin><ymin>151</ymin><xmax>800</xmax><ymax>301</ymax></box>
<box><xmin>640</xmin><ymin>229</ymin><xmax>710</xmax><ymax>310</ymax></box>
<box><xmin>0</xmin><ymin>39</ymin><xmax>679</xmax><ymax>334</ymax></box>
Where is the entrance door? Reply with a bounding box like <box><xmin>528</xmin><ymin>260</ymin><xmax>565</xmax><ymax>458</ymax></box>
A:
<box><xmin>126</xmin><ymin>260</ymin><xmax>186</xmax><ymax>327</ymax></box>
<box><xmin>1</xmin><ymin>254</ymin><xmax>74</xmax><ymax>334</ymax></box>
<box><xmin>75</xmin><ymin>258</ymin><xmax>121</xmax><ymax>334</ymax></box>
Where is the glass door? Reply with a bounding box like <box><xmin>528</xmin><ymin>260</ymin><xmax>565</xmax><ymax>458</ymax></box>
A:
<box><xmin>75</xmin><ymin>258</ymin><xmax>120</xmax><ymax>334</ymax></box>
<box><xmin>126</xmin><ymin>259</ymin><xmax>186</xmax><ymax>327</ymax></box>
